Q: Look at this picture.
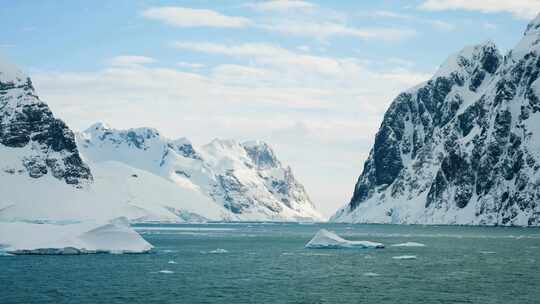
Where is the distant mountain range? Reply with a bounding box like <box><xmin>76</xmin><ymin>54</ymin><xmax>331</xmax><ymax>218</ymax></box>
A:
<box><xmin>0</xmin><ymin>59</ymin><xmax>322</xmax><ymax>223</ymax></box>
<box><xmin>332</xmin><ymin>14</ymin><xmax>540</xmax><ymax>226</ymax></box>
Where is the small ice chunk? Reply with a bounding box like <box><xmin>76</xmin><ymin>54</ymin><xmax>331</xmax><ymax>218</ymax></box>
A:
<box><xmin>208</xmin><ymin>248</ymin><xmax>228</xmax><ymax>254</ymax></box>
<box><xmin>391</xmin><ymin>242</ymin><xmax>425</xmax><ymax>247</ymax></box>
<box><xmin>158</xmin><ymin>270</ymin><xmax>174</xmax><ymax>274</ymax></box>
<box><xmin>392</xmin><ymin>255</ymin><xmax>417</xmax><ymax>260</ymax></box>
<box><xmin>363</xmin><ymin>272</ymin><xmax>380</xmax><ymax>277</ymax></box>
<box><xmin>305</xmin><ymin>229</ymin><xmax>384</xmax><ymax>249</ymax></box>
<box><xmin>479</xmin><ymin>251</ymin><xmax>496</xmax><ymax>255</ymax></box>
<box><xmin>167</xmin><ymin>260</ymin><xmax>177</xmax><ymax>264</ymax></box>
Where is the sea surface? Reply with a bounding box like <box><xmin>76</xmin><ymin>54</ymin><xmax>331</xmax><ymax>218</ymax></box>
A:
<box><xmin>2</xmin><ymin>223</ymin><xmax>540</xmax><ymax>304</ymax></box>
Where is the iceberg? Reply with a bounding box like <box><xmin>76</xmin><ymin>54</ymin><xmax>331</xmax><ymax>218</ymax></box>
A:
<box><xmin>391</xmin><ymin>242</ymin><xmax>425</xmax><ymax>247</ymax></box>
<box><xmin>305</xmin><ymin>229</ymin><xmax>384</xmax><ymax>249</ymax></box>
<box><xmin>392</xmin><ymin>255</ymin><xmax>417</xmax><ymax>260</ymax></box>
<box><xmin>0</xmin><ymin>217</ymin><xmax>153</xmax><ymax>255</ymax></box>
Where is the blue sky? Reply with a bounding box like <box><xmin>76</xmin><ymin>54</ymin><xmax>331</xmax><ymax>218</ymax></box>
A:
<box><xmin>1</xmin><ymin>0</ymin><xmax>537</xmax><ymax>216</ymax></box>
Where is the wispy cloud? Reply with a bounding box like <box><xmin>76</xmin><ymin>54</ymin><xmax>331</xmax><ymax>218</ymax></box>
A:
<box><xmin>109</xmin><ymin>55</ymin><xmax>156</xmax><ymax>67</ymax></box>
<box><xmin>176</xmin><ymin>62</ymin><xmax>205</xmax><ymax>69</ymax></box>
<box><xmin>418</xmin><ymin>0</ymin><xmax>540</xmax><ymax>19</ymax></box>
<box><xmin>259</xmin><ymin>21</ymin><xmax>417</xmax><ymax>41</ymax></box>
<box><xmin>141</xmin><ymin>6</ymin><xmax>251</xmax><ymax>27</ymax></box>
<box><xmin>369</xmin><ymin>10</ymin><xmax>456</xmax><ymax>31</ymax></box>
<box><xmin>243</xmin><ymin>0</ymin><xmax>316</xmax><ymax>12</ymax></box>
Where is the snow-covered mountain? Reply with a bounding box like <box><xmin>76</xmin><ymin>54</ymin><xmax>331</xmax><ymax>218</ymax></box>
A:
<box><xmin>0</xmin><ymin>59</ymin><xmax>92</xmax><ymax>186</ymax></box>
<box><xmin>332</xmin><ymin>14</ymin><xmax>540</xmax><ymax>226</ymax></box>
<box><xmin>0</xmin><ymin>58</ymin><xmax>321</xmax><ymax>223</ymax></box>
<box><xmin>0</xmin><ymin>59</ymin><xmax>228</xmax><ymax>223</ymax></box>
<box><xmin>77</xmin><ymin>123</ymin><xmax>323</xmax><ymax>221</ymax></box>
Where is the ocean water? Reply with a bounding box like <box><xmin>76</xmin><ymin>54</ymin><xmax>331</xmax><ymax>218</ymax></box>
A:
<box><xmin>1</xmin><ymin>223</ymin><xmax>540</xmax><ymax>304</ymax></box>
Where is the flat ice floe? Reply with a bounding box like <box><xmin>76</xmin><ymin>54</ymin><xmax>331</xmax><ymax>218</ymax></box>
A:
<box><xmin>0</xmin><ymin>217</ymin><xmax>153</xmax><ymax>255</ymax></box>
<box><xmin>392</xmin><ymin>255</ymin><xmax>417</xmax><ymax>260</ymax></box>
<box><xmin>391</xmin><ymin>242</ymin><xmax>426</xmax><ymax>247</ymax></box>
<box><xmin>208</xmin><ymin>248</ymin><xmax>228</xmax><ymax>254</ymax></box>
<box><xmin>305</xmin><ymin>229</ymin><xmax>384</xmax><ymax>249</ymax></box>
<box><xmin>158</xmin><ymin>270</ymin><xmax>174</xmax><ymax>274</ymax></box>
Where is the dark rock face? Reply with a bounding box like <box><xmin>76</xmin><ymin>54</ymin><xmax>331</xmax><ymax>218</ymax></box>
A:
<box><xmin>0</xmin><ymin>71</ymin><xmax>92</xmax><ymax>185</ymax></box>
<box><xmin>243</xmin><ymin>142</ymin><xmax>280</xmax><ymax>169</ymax></box>
<box><xmin>337</xmin><ymin>30</ymin><xmax>540</xmax><ymax>225</ymax></box>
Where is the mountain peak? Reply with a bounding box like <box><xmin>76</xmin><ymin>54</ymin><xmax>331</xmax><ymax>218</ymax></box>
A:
<box><xmin>524</xmin><ymin>12</ymin><xmax>540</xmax><ymax>36</ymax></box>
<box><xmin>434</xmin><ymin>41</ymin><xmax>500</xmax><ymax>79</ymax></box>
<box><xmin>85</xmin><ymin>122</ymin><xmax>111</xmax><ymax>133</ymax></box>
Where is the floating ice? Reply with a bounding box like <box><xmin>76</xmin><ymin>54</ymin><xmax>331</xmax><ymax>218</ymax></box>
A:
<box><xmin>305</xmin><ymin>229</ymin><xmax>384</xmax><ymax>249</ymax></box>
<box><xmin>0</xmin><ymin>217</ymin><xmax>153</xmax><ymax>255</ymax></box>
<box><xmin>158</xmin><ymin>270</ymin><xmax>174</xmax><ymax>274</ymax></box>
<box><xmin>392</xmin><ymin>255</ymin><xmax>417</xmax><ymax>260</ymax></box>
<box><xmin>168</xmin><ymin>260</ymin><xmax>178</xmax><ymax>264</ymax></box>
<box><xmin>391</xmin><ymin>242</ymin><xmax>425</xmax><ymax>247</ymax></box>
<box><xmin>363</xmin><ymin>272</ymin><xmax>380</xmax><ymax>277</ymax></box>
<box><xmin>208</xmin><ymin>248</ymin><xmax>228</xmax><ymax>254</ymax></box>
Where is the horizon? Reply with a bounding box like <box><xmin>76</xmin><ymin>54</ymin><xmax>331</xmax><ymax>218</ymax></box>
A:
<box><xmin>1</xmin><ymin>1</ymin><xmax>535</xmax><ymax>216</ymax></box>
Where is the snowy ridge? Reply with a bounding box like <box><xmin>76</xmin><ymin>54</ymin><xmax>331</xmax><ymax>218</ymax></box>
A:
<box><xmin>333</xmin><ymin>14</ymin><xmax>540</xmax><ymax>226</ymax></box>
<box><xmin>77</xmin><ymin>124</ymin><xmax>323</xmax><ymax>222</ymax></box>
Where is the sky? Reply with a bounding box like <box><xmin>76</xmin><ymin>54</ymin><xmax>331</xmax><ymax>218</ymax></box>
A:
<box><xmin>0</xmin><ymin>0</ymin><xmax>537</xmax><ymax>217</ymax></box>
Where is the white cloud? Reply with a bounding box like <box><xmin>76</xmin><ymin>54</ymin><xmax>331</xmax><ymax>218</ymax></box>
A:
<box><xmin>109</xmin><ymin>55</ymin><xmax>156</xmax><ymax>67</ymax></box>
<box><xmin>260</xmin><ymin>21</ymin><xmax>417</xmax><ymax>41</ymax></box>
<box><xmin>244</xmin><ymin>0</ymin><xmax>316</xmax><ymax>12</ymax></box>
<box><xmin>418</xmin><ymin>0</ymin><xmax>540</xmax><ymax>19</ymax></box>
<box><xmin>369</xmin><ymin>10</ymin><xmax>455</xmax><ymax>31</ymax></box>
<box><xmin>141</xmin><ymin>6</ymin><xmax>251</xmax><ymax>27</ymax></box>
<box><xmin>176</xmin><ymin>62</ymin><xmax>205</xmax><ymax>69</ymax></box>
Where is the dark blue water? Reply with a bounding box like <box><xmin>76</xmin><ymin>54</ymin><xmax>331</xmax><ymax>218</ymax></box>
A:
<box><xmin>2</xmin><ymin>223</ymin><xmax>540</xmax><ymax>304</ymax></box>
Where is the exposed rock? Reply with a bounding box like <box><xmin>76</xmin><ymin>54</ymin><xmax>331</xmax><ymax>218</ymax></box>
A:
<box><xmin>333</xmin><ymin>16</ymin><xmax>540</xmax><ymax>226</ymax></box>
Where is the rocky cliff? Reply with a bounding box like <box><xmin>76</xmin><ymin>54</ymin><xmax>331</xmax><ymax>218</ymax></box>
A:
<box><xmin>332</xmin><ymin>15</ymin><xmax>540</xmax><ymax>226</ymax></box>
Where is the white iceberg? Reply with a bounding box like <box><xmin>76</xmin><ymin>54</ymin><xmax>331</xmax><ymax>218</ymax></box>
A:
<box><xmin>305</xmin><ymin>229</ymin><xmax>384</xmax><ymax>249</ymax></box>
<box><xmin>392</xmin><ymin>255</ymin><xmax>417</xmax><ymax>260</ymax></box>
<box><xmin>208</xmin><ymin>248</ymin><xmax>228</xmax><ymax>254</ymax></box>
<box><xmin>391</xmin><ymin>242</ymin><xmax>425</xmax><ymax>247</ymax></box>
<box><xmin>0</xmin><ymin>217</ymin><xmax>153</xmax><ymax>255</ymax></box>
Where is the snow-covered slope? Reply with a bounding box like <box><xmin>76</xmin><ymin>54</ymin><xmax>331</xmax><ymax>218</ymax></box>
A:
<box><xmin>0</xmin><ymin>60</ymin><xmax>231</xmax><ymax>223</ymax></box>
<box><xmin>332</xmin><ymin>14</ymin><xmax>540</xmax><ymax>226</ymax></box>
<box><xmin>77</xmin><ymin>124</ymin><xmax>323</xmax><ymax>221</ymax></box>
